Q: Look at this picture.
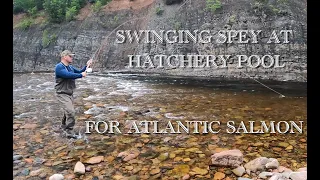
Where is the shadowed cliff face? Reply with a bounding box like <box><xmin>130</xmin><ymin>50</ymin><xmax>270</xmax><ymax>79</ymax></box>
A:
<box><xmin>13</xmin><ymin>0</ymin><xmax>307</xmax><ymax>82</ymax></box>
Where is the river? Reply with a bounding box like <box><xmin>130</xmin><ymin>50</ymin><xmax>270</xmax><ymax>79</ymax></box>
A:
<box><xmin>13</xmin><ymin>72</ymin><xmax>307</xmax><ymax>179</ymax></box>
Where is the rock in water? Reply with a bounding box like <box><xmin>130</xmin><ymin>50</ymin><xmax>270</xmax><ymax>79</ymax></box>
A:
<box><xmin>244</xmin><ymin>157</ymin><xmax>269</xmax><ymax>173</ymax></box>
<box><xmin>258</xmin><ymin>172</ymin><xmax>274</xmax><ymax>179</ymax></box>
<box><xmin>13</xmin><ymin>155</ymin><xmax>23</xmax><ymax>161</ymax></box>
<box><xmin>232</xmin><ymin>166</ymin><xmax>245</xmax><ymax>176</ymax></box>
<box><xmin>49</xmin><ymin>174</ymin><xmax>64</xmax><ymax>180</ymax></box>
<box><xmin>265</xmin><ymin>158</ymin><xmax>279</xmax><ymax>169</ymax></box>
<box><xmin>297</xmin><ymin>167</ymin><xmax>307</xmax><ymax>172</ymax></box>
<box><xmin>211</xmin><ymin>149</ymin><xmax>243</xmax><ymax>167</ymax></box>
<box><xmin>289</xmin><ymin>171</ymin><xmax>307</xmax><ymax>180</ymax></box>
<box><xmin>74</xmin><ymin>161</ymin><xmax>85</xmax><ymax>174</ymax></box>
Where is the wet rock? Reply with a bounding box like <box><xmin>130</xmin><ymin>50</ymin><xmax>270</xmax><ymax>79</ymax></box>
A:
<box><xmin>105</xmin><ymin>156</ymin><xmax>115</xmax><ymax>163</ymax></box>
<box><xmin>171</xmin><ymin>164</ymin><xmax>190</xmax><ymax>176</ymax></box>
<box><xmin>123</xmin><ymin>153</ymin><xmax>139</xmax><ymax>161</ymax></box>
<box><xmin>30</xmin><ymin>168</ymin><xmax>43</xmax><ymax>176</ymax></box>
<box><xmin>125</xmin><ymin>166</ymin><xmax>134</xmax><ymax>171</ymax></box>
<box><xmin>169</xmin><ymin>153</ymin><xmax>176</xmax><ymax>159</ymax></box>
<box><xmin>13</xmin><ymin>155</ymin><xmax>23</xmax><ymax>161</ymax></box>
<box><xmin>74</xmin><ymin>161</ymin><xmax>85</xmax><ymax>174</ymax></box>
<box><xmin>269</xmin><ymin>173</ymin><xmax>285</xmax><ymax>180</ymax></box>
<box><xmin>297</xmin><ymin>167</ymin><xmax>307</xmax><ymax>172</ymax></box>
<box><xmin>163</xmin><ymin>137</ymin><xmax>172</xmax><ymax>142</ymax></box>
<box><xmin>213</xmin><ymin>172</ymin><xmax>225</xmax><ymax>180</ymax></box>
<box><xmin>253</xmin><ymin>142</ymin><xmax>264</xmax><ymax>147</ymax></box>
<box><xmin>49</xmin><ymin>174</ymin><xmax>64</xmax><ymax>180</ymax></box>
<box><xmin>150</xmin><ymin>168</ymin><xmax>161</xmax><ymax>175</ymax></box>
<box><xmin>86</xmin><ymin>166</ymin><xmax>93</xmax><ymax>172</ymax></box>
<box><xmin>13</xmin><ymin>160</ymin><xmax>21</xmax><ymax>164</ymax></box>
<box><xmin>225</xmin><ymin>169</ymin><xmax>232</xmax><ymax>175</ymax></box>
<box><xmin>278</xmin><ymin>142</ymin><xmax>290</xmax><ymax>148</ymax></box>
<box><xmin>211</xmin><ymin>149</ymin><xmax>243</xmax><ymax>167</ymax></box>
<box><xmin>258</xmin><ymin>172</ymin><xmax>273</xmax><ymax>179</ymax></box>
<box><xmin>182</xmin><ymin>174</ymin><xmax>190</xmax><ymax>180</ymax></box>
<box><xmin>20</xmin><ymin>123</ymin><xmax>37</xmax><ymax>129</ymax></box>
<box><xmin>13</xmin><ymin>124</ymin><xmax>21</xmax><ymax>130</ymax></box>
<box><xmin>289</xmin><ymin>171</ymin><xmax>307</xmax><ymax>180</ymax></box>
<box><xmin>74</xmin><ymin>146</ymin><xmax>85</xmax><ymax>150</ymax></box>
<box><xmin>277</xmin><ymin>166</ymin><xmax>292</xmax><ymax>173</ymax></box>
<box><xmin>282</xmin><ymin>172</ymin><xmax>291</xmax><ymax>178</ymax></box>
<box><xmin>85</xmin><ymin>156</ymin><xmax>104</xmax><ymax>164</ymax></box>
<box><xmin>232</xmin><ymin>166</ymin><xmax>245</xmax><ymax>176</ymax></box>
<box><xmin>113</xmin><ymin>175</ymin><xmax>125</xmax><ymax>180</ymax></box>
<box><xmin>286</xmin><ymin>145</ymin><xmax>293</xmax><ymax>151</ymax></box>
<box><xmin>34</xmin><ymin>157</ymin><xmax>46</xmax><ymax>165</ymax></box>
<box><xmin>129</xmin><ymin>175</ymin><xmax>138</xmax><ymax>180</ymax></box>
<box><xmin>24</xmin><ymin>158</ymin><xmax>33</xmax><ymax>164</ymax></box>
<box><xmin>192</xmin><ymin>167</ymin><xmax>208</xmax><ymax>175</ymax></box>
<box><xmin>265</xmin><ymin>158</ymin><xmax>279</xmax><ymax>169</ymax></box>
<box><xmin>65</xmin><ymin>174</ymin><xmax>76</xmax><ymax>180</ymax></box>
<box><xmin>158</xmin><ymin>153</ymin><xmax>169</xmax><ymax>161</ymax></box>
<box><xmin>92</xmin><ymin>177</ymin><xmax>99</xmax><ymax>180</ymax></box>
<box><xmin>21</xmin><ymin>169</ymin><xmax>30</xmax><ymax>176</ymax></box>
<box><xmin>244</xmin><ymin>157</ymin><xmax>269</xmax><ymax>173</ymax></box>
<box><xmin>39</xmin><ymin>172</ymin><xmax>47</xmax><ymax>178</ymax></box>
<box><xmin>13</xmin><ymin>170</ymin><xmax>19</xmax><ymax>177</ymax></box>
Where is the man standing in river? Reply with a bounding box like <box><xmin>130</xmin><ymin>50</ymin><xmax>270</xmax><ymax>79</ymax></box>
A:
<box><xmin>54</xmin><ymin>50</ymin><xmax>92</xmax><ymax>137</ymax></box>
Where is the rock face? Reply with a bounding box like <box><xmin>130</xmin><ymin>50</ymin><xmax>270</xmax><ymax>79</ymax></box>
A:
<box><xmin>13</xmin><ymin>0</ymin><xmax>307</xmax><ymax>82</ymax></box>
<box><xmin>211</xmin><ymin>149</ymin><xmax>243</xmax><ymax>167</ymax></box>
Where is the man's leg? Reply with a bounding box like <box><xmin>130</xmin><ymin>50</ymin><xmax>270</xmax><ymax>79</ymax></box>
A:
<box><xmin>56</xmin><ymin>93</ymin><xmax>76</xmax><ymax>130</ymax></box>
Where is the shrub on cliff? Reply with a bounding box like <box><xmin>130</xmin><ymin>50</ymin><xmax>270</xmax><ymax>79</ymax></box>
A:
<box><xmin>13</xmin><ymin>0</ymin><xmax>44</xmax><ymax>14</ymax></box>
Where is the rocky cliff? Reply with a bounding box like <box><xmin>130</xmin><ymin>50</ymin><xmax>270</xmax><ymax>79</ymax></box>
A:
<box><xmin>13</xmin><ymin>0</ymin><xmax>307</xmax><ymax>82</ymax></box>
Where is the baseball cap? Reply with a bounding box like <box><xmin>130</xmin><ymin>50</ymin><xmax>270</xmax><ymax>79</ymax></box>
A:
<box><xmin>60</xmin><ymin>50</ymin><xmax>75</xmax><ymax>57</ymax></box>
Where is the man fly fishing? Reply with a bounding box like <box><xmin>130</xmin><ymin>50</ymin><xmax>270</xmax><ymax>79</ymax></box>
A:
<box><xmin>54</xmin><ymin>50</ymin><xmax>93</xmax><ymax>138</ymax></box>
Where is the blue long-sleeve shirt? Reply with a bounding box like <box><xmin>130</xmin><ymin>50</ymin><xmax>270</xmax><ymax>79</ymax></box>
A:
<box><xmin>55</xmin><ymin>62</ymin><xmax>87</xmax><ymax>79</ymax></box>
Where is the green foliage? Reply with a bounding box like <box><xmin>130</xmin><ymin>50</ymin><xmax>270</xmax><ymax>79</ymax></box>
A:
<box><xmin>206</xmin><ymin>0</ymin><xmax>222</xmax><ymax>13</ymax></box>
<box><xmin>13</xmin><ymin>0</ymin><xmax>37</xmax><ymax>14</ymax></box>
<box><xmin>66</xmin><ymin>6</ymin><xmax>78</xmax><ymax>21</ymax></box>
<box><xmin>27</xmin><ymin>6</ymin><xmax>38</xmax><ymax>17</ymax></box>
<box><xmin>113</xmin><ymin>15</ymin><xmax>119</xmax><ymax>23</ymax></box>
<box><xmin>228</xmin><ymin>15</ymin><xmax>236</xmax><ymax>25</ymax></box>
<box><xmin>100</xmin><ymin>0</ymin><xmax>112</xmax><ymax>5</ymax></box>
<box><xmin>13</xmin><ymin>0</ymin><xmax>45</xmax><ymax>14</ymax></box>
<box><xmin>16</xmin><ymin>18</ymin><xmax>33</xmax><ymax>30</ymax></box>
<box><xmin>43</xmin><ymin>0</ymin><xmax>66</xmax><ymax>23</ymax></box>
<box><xmin>42</xmin><ymin>29</ymin><xmax>57</xmax><ymax>48</ymax></box>
<box><xmin>92</xmin><ymin>0</ymin><xmax>111</xmax><ymax>12</ymax></box>
<box><xmin>174</xmin><ymin>21</ymin><xmax>181</xmax><ymax>31</ymax></box>
<box><xmin>155</xmin><ymin>7</ymin><xmax>164</xmax><ymax>15</ymax></box>
<box><xmin>14</xmin><ymin>0</ymin><xmax>88</xmax><ymax>23</ymax></box>
<box><xmin>93</xmin><ymin>0</ymin><xmax>103</xmax><ymax>12</ymax></box>
<box><xmin>269</xmin><ymin>4</ymin><xmax>280</xmax><ymax>14</ymax></box>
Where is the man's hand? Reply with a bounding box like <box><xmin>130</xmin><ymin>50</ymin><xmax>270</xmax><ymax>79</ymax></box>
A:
<box><xmin>81</xmin><ymin>72</ymin><xmax>87</xmax><ymax>77</ymax></box>
<box><xmin>87</xmin><ymin>59</ymin><xmax>93</xmax><ymax>67</ymax></box>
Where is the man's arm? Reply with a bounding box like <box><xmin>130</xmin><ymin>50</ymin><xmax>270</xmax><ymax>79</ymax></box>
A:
<box><xmin>72</xmin><ymin>65</ymin><xmax>87</xmax><ymax>73</ymax></box>
<box><xmin>55</xmin><ymin>64</ymin><xmax>83</xmax><ymax>79</ymax></box>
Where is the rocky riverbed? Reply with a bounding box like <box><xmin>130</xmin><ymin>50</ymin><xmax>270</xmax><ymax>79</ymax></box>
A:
<box><xmin>13</xmin><ymin>72</ymin><xmax>307</xmax><ymax>180</ymax></box>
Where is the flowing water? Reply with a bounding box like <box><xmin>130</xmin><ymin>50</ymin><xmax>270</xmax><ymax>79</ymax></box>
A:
<box><xmin>13</xmin><ymin>72</ymin><xmax>307</xmax><ymax>179</ymax></box>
